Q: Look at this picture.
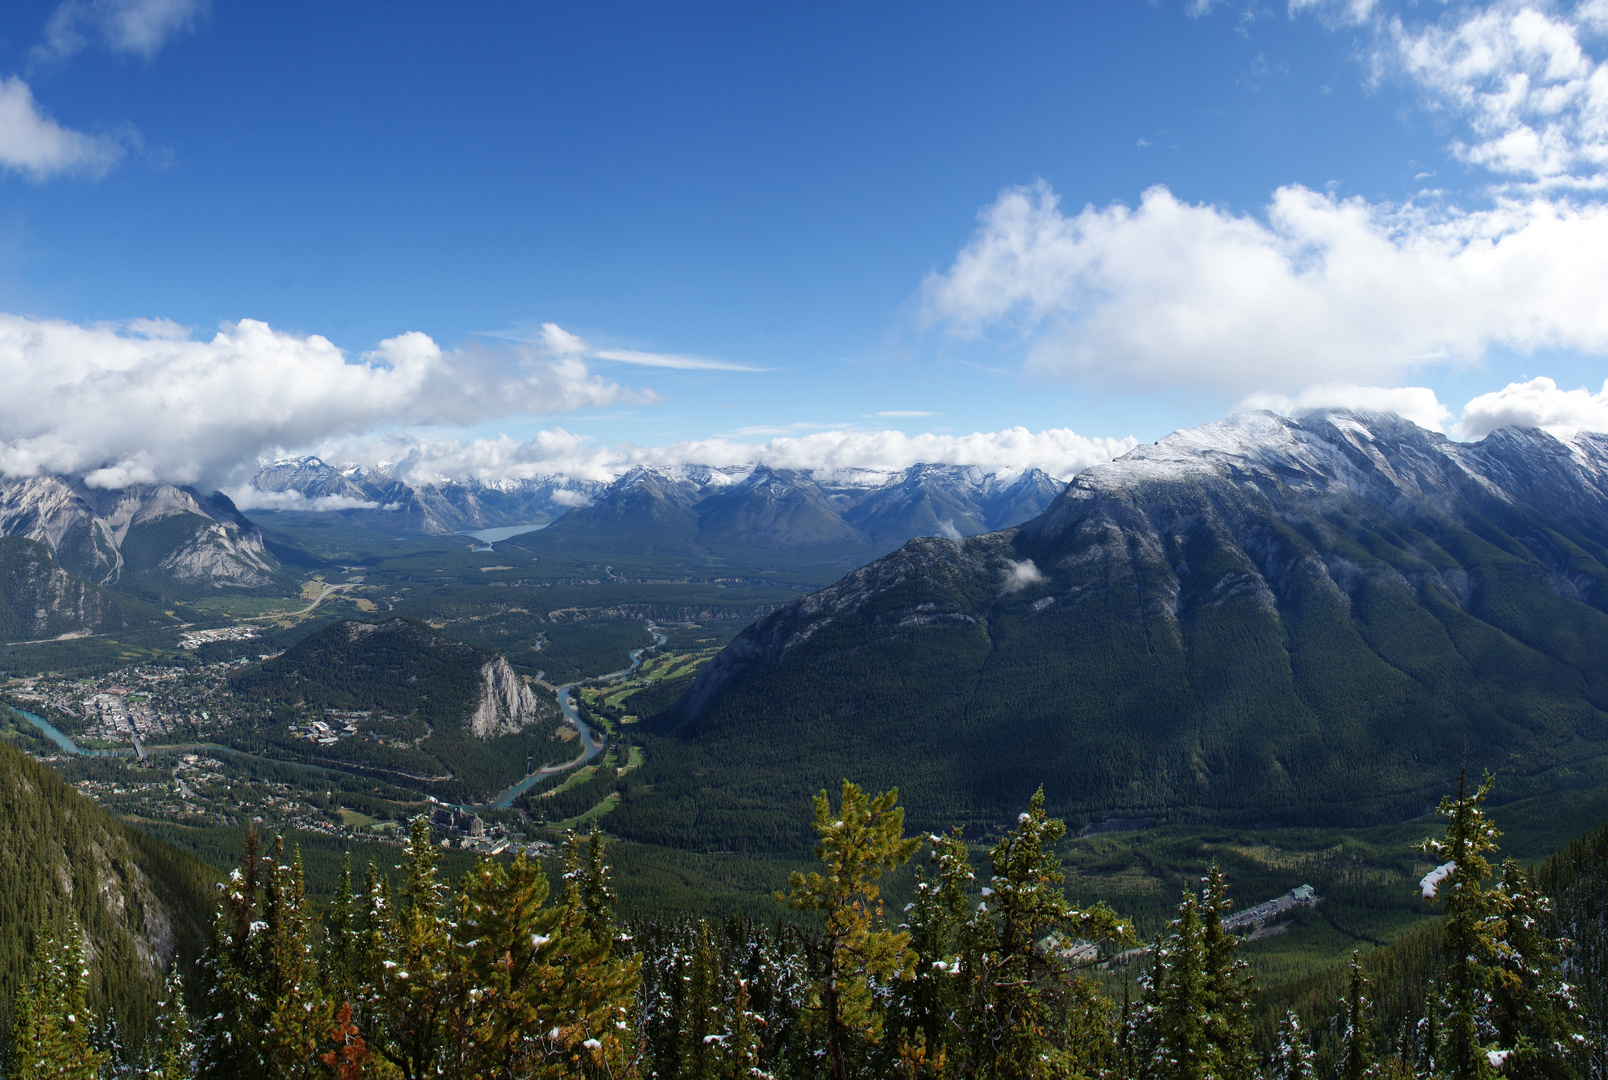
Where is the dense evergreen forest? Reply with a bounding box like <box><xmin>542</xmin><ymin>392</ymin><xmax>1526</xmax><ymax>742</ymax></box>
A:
<box><xmin>2</xmin><ymin>763</ymin><xmax>1604</xmax><ymax>1079</ymax></box>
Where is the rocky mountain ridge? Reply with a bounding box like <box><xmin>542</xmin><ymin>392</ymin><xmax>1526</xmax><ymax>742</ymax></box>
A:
<box><xmin>0</xmin><ymin>475</ymin><xmax>276</xmax><ymax>592</ymax></box>
<box><xmin>246</xmin><ymin>456</ymin><xmax>1067</xmax><ymax>549</ymax></box>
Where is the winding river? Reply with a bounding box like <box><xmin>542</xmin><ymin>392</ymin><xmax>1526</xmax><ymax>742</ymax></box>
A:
<box><xmin>10</xmin><ymin>621</ymin><xmax>670</xmax><ymax>815</ymax></box>
<box><xmin>478</xmin><ymin>621</ymin><xmax>667</xmax><ymax>810</ymax></box>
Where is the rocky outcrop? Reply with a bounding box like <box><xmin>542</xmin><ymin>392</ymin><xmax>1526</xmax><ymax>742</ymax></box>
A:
<box><xmin>468</xmin><ymin>656</ymin><xmax>552</xmax><ymax>738</ymax></box>
<box><xmin>0</xmin><ymin>536</ymin><xmax>132</xmax><ymax>639</ymax></box>
<box><xmin>0</xmin><ymin>475</ymin><xmax>276</xmax><ymax>589</ymax></box>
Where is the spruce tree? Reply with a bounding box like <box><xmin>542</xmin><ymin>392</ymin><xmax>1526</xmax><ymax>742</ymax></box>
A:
<box><xmin>5</xmin><ymin>917</ymin><xmax>107</xmax><ymax>1080</ymax></box>
<box><xmin>1340</xmin><ymin>952</ymin><xmax>1377</xmax><ymax>1080</ymax></box>
<box><xmin>1198</xmin><ymin>867</ymin><xmax>1254</xmax><ymax>1077</ymax></box>
<box><xmin>674</xmin><ymin>921</ymin><xmax>724</xmax><ymax>1080</ymax></box>
<box><xmin>196</xmin><ymin>827</ymin><xmax>264</xmax><ymax>1078</ymax></box>
<box><xmin>1136</xmin><ymin>891</ymin><xmax>1209</xmax><ymax>1080</ymax></box>
<box><xmin>892</xmin><ymin>827</ymin><xmax>972</xmax><ymax>1066</ymax></box>
<box><xmin>1420</xmin><ymin>769</ymin><xmax>1504</xmax><ymax>1080</ymax></box>
<box><xmin>964</xmin><ymin>787</ymin><xmax>1132</xmax><ymax>1080</ymax></box>
<box><xmin>325</xmin><ymin>853</ymin><xmax>360</xmax><ymax>1007</ymax></box>
<box><xmin>364</xmin><ymin>815</ymin><xmax>454</xmax><ymax>1080</ymax></box>
<box><xmin>149</xmin><ymin>963</ymin><xmax>195</xmax><ymax>1080</ymax></box>
<box><xmin>260</xmin><ymin>839</ymin><xmax>332</xmax><ymax>1076</ymax></box>
<box><xmin>1488</xmin><ymin>859</ymin><xmax>1585</xmax><ymax>1079</ymax></box>
<box><xmin>1271</xmin><ymin>1010</ymin><xmax>1313</xmax><ymax>1080</ymax></box>
<box><xmin>778</xmin><ymin>780</ymin><xmax>921</xmax><ymax>1080</ymax></box>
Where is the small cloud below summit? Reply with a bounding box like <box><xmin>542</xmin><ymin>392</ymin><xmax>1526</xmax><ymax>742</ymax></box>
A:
<box><xmin>1001</xmin><ymin>558</ymin><xmax>1046</xmax><ymax>593</ymax></box>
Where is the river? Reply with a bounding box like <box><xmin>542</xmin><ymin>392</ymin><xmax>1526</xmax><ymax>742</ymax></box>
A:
<box><xmin>477</xmin><ymin>621</ymin><xmax>666</xmax><ymax>810</ymax></box>
<box><xmin>7</xmin><ymin>707</ymin><xmax>131</xmax><ymax>757</ymax></box>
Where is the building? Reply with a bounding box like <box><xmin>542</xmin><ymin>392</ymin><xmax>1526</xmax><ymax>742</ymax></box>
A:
<box><xmin>430</xmin><ymin>806</ymin><xmax>485</xmax><ymax>838</ymax></box>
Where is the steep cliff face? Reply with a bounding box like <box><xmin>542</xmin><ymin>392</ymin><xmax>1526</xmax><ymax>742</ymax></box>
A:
<box><xmin>468</xmin><ymin>656</ymin><xmax>549</xmax><ymax>738</ymax></box>
<box><xmin>0</xmin><ymin>475</ymin><xmax>276</xmax><ymax>590</ymax></box>
<box><xmin>0</xmin><ymin>536</ymin><xmax>137</xmax><ymax>639</ymax></box>
<box><xmin>0</xmin><ymin>740</ymin><xmax>214</xmax><ymax>1045</ymax></box>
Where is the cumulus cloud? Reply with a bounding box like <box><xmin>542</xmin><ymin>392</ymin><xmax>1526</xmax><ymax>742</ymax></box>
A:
<box><xmin>0</xmin><ymin>314</ymin><xmax>644</xmax><ymax>489</ymax></box>
<box><xmin>922</xmin><ymin>180</ymin><xmax>1608</xmax><ymax>393</ymax></box>
<box><xmin>0</xmin><ymin>76</ymin><xmax>126</xmax><ymax>179</ymax></box>
<box><xmin>36</xmin><ymin>0</ymin><xmax>206</xmax><ymax>61</ymax></box>
<box><xmin>304</xmin><ymin>424</ymin><xmax>1136</xmax><ymax>490</ymax></box>
<box><xmin>1458</xmin><ymin>376</ymin><xmax>1608</xmax><ymax>440</ymax></box>
<box><xmin>1240</xmin><ymin>383</ymin><xmax>1453</xmax><ymax>431</ymax></box>
<box><xmin>1387</xmin><ymin>2</ymin><xmax>1608</xmax><ymax>190</ymax></box>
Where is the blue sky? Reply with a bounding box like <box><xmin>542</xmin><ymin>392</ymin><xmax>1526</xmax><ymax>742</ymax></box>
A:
<box><xmin>2</xmin><ymin>0</ymin><xmax>1608</xmax><ymax>490</ymax></box>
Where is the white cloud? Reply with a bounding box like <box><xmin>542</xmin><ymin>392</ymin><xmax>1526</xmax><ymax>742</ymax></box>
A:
<box><xmin>0</xmin><ymin>314</ymin><xmax>644</xmax><ymax>489</ymax></box>
<box><xmin>922</xmin><ymin>180</ymin><xmax>1608</xmax><ymax>393</ymax></box>
<box><xmin>1001</xmin><ymin>558</ymin><xmax>1047</xmax><ymax>593</ymax></box>
<box><xmin>309</xmin><ymin>425</ymin><xmax>1135</xmax><ymax>489</ymax></box>
<box><xmin>232</xmin><ymin>489</ymin><xmax>384</xmax><ymax>513</ymax></box>
<box><xmin>1240</xmin><ymin>383</ymin><xmax>1453</xmax><ymax>431</ymax></box>
<box><xmin>36</xmin><ymin>0</ymin><xmax>206</xmax><ymax>61</ymax></box>
<box><xmin>1458</xmin><ymin>375</ymin><xmax>1608</xmax><ymax>439</ymax></box>
<box><xmin>0</xmin><ymin>76</ymin><xmax>125</xmax><ymax>180</ymax></box>
<box><xmin>590</xmin><ymin>348</ymin><xmax>766</xmax><ymax>372</ymax></box>
<box><xmin>1387</xmin><ymin>3</ymin><xmax>1608</xmax><ymax>189</ymax></box>
<box><xmin>496</xmin><ymin>322</ymin><xmax>764</xmax><ymax>372</ymax></box>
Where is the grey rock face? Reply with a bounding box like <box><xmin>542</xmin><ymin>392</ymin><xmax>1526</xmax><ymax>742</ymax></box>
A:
<box><xmin>468</xmin><ymin>656</ymin><xmax>552</xmax><ymax>738</ymax></box>
<box><xmin>0</xmin><ymin>475</ymin><xmax>275</xmax><ymax>588</ymax></box>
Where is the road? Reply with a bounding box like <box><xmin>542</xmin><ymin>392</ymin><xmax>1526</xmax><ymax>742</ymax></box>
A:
<box><xmin>246</xmin><ymin>581</ymin><xmax>358</xmax><ymax>622</ymax></box>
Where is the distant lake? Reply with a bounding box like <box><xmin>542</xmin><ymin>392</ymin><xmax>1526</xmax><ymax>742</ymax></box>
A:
<box><xmin>461</xmin><ymin>523</ymin><xmax>548</xmax><ymax>544</ymax></box>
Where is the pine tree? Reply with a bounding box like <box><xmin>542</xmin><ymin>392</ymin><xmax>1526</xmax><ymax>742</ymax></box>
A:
<box><xmin>364</xmin><ymin>815</ymin><xmax>453</xmax><ymax>1080</ymax></box>
<box><xmin>5</xmin><ymin>917</ymin><xmax>107</xmax><ymax>1080</ymax></box>
<box><xmin>1419</xmin><ymin>769</ymin><xmax>1504</xmax><ymax>1080</ymax></box>
<box><xmin>964</xmin><ymin>787</ymin><xmax>1133</xmax><ymax>1080</ymax></box>
<box><xmin>1198</xmin><ymin>867</ymin><xmax>1254</xmax><ymax>1077</ymax></box>
<box><xmin>1136</xmin><ymin>891</ymin><xmax>1209</xmax><ymax>1080</ymax></box>
<box><xmin>778</xmin><ymin>780</ymin><xmax>921</xmax><ymax>1080</ymax></box>
<box><xmin>1487</xmin><ymin>859</ymin><xmax>1586</xmax><ymax>1079</ymax></box>
<box><xmin>1340</xmin><ymin>952</ymin><xmax>1377</xmax><ymax>1080</ymax></box>
<box><xmin>150</xmin><ymin>963</ymin><xmax>195</xmax><ymax>1080</ymax></box>
<box><xmin>892</xmin><ymin>827</ymin><xmax>972</xmax><ymax>1066</ymax></box>
<box><xmin>1271</xmin><ymin>1010</ymin><xmax>1313</xmax><ymax>1080</ymax></box>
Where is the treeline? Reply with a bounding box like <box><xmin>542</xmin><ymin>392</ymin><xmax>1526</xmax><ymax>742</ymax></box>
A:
<box><xmin>4</xmin><ymin>769</ymin><xmax>1605</xmax><ymax>1078</ymax></box>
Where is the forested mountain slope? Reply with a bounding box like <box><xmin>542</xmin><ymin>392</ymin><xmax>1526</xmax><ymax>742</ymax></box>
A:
<box><xmin>620</xmin><ymin>410</ymin><xmax>1608</xmax><ymax>851</ymax></box>
<box><xmin>228</xmin><ymin>618</ymin><xmax>566</xmax><ymax>801</ymax></box>
<box><xmin>0</xmin><ymin>739</ymin><xmax>214</xmax><ymax>1048</ymax></box>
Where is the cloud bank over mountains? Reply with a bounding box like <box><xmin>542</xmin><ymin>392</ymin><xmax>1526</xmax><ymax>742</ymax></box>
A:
<box><xmin>0</xmin><ymin>315</ymin><xmax>643</xmax><ymax>489</ymax></box>
<box><xmin>294</xmin><ymin>426</ymin><xmax>1142</xmax><ymax>494</ymax></box>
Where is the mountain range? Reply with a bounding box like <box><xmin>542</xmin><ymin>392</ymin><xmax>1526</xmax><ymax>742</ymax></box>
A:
<box><xmin>613</xmin><ymin>410</ymin><xmax>1608</xmax><ymax>853</ymax></box>
<box><xmin>246</xmin><ymin>457</ymin><xmax>1066</xmax><ymax>554</ymax></box>
<box><xmin>513</xmin><ymin>462</ymin><xmax>1066</xmax><ymax>561</ymax></box>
